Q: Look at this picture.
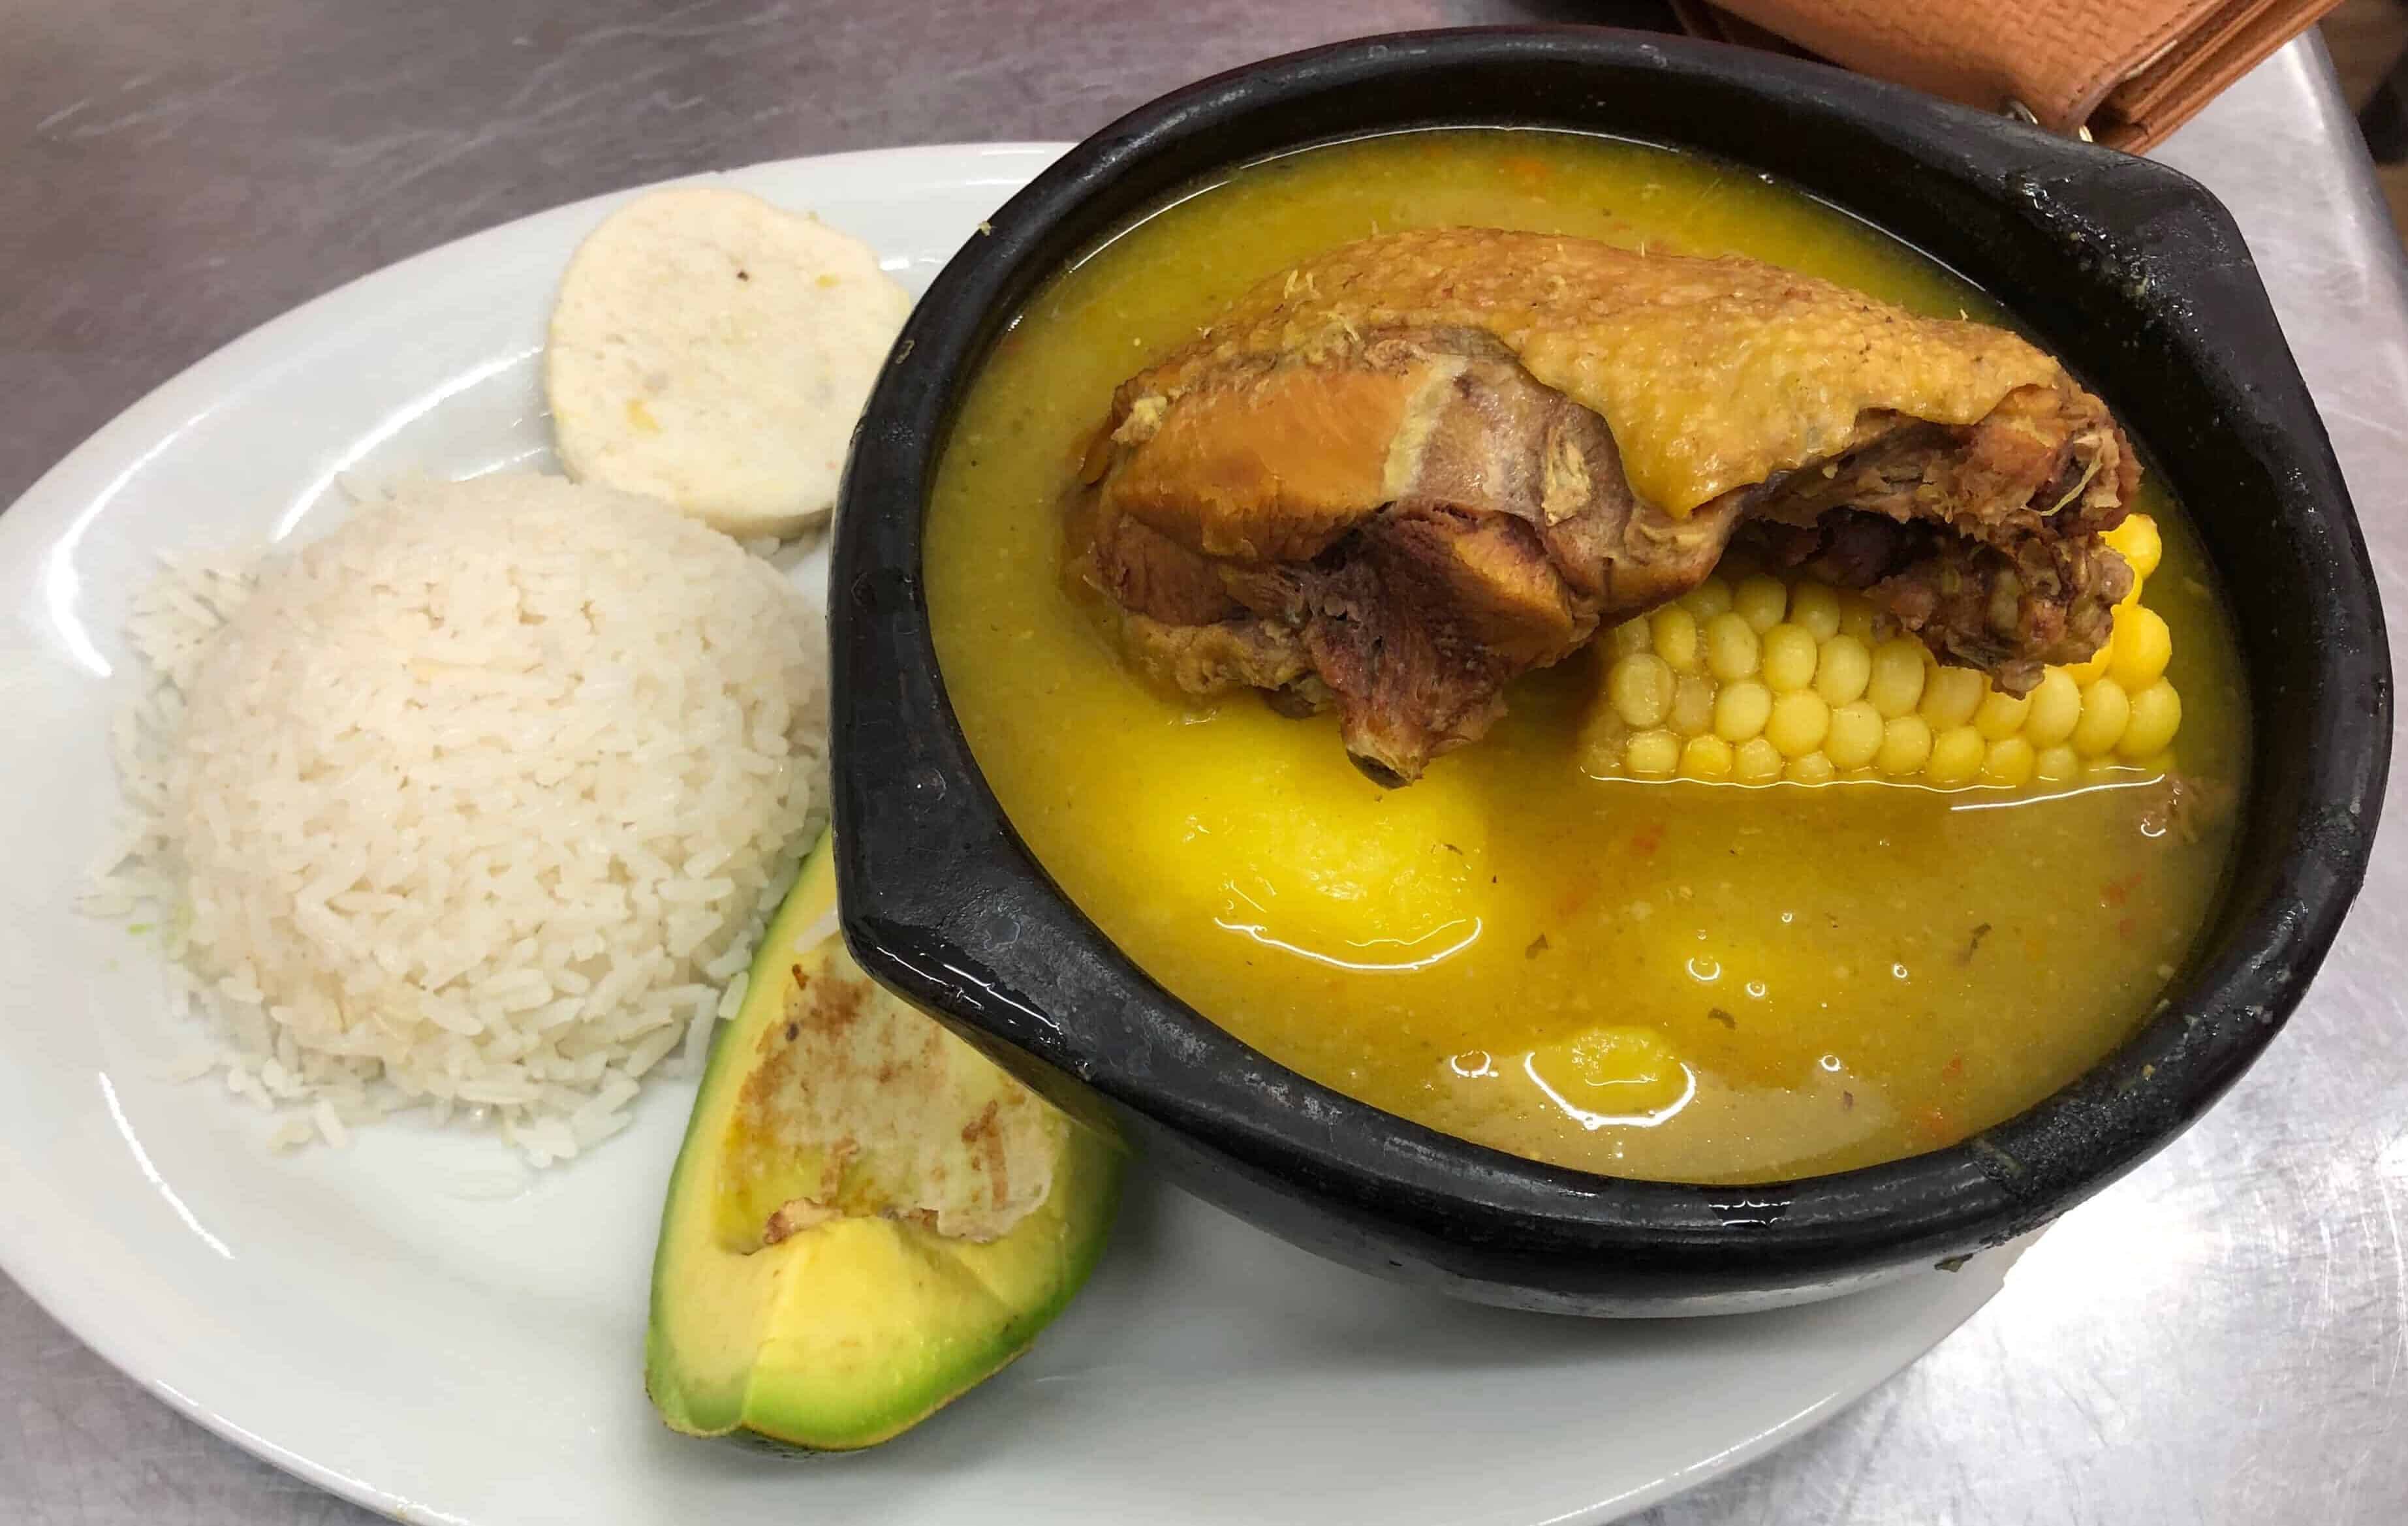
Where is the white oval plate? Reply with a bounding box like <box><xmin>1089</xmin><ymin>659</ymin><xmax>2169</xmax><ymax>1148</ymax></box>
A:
<box><xmin>0</xmin><ymin>144</ymin><xmax>2021</xmax><ymax>1526</ymax></box>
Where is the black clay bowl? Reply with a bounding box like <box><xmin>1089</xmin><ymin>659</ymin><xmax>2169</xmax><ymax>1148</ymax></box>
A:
<box><xmin>830</xmin><ymin>27</ymin><xmax>2391</xmax><ymax>1315</ymax></box>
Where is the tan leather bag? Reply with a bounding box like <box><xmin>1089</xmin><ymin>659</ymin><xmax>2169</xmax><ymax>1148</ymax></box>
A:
<box><xmin>1672</xmin><ymin>0</ymin><xmax>2343</xmax><ymax>151</ymax></box>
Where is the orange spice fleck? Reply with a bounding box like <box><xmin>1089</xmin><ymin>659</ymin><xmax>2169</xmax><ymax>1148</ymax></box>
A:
<box><xmin>1503</xmin><ymin>155</ymin><xmax>1551</xmax><ymax>189</ymax></box>
<box><xmin>1552</xmin><ymin>878</ymin><xmax>1598</xmax><ymax>921</ymax></box>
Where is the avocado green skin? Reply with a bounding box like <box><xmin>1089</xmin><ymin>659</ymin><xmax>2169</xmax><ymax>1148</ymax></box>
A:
<box><xmin>644</xmin><ymin>833</ymin><xmax>1121</xmax><ymax>1452</ymax></box>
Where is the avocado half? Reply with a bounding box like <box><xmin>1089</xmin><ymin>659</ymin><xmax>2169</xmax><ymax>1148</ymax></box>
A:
<box><xmin>645</xmin><ymin>832</ymin><xmax>1121</xmax><ymax>1450</ymax></box>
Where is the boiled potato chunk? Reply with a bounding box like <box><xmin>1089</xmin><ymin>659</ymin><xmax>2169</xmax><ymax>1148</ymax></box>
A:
<box><xmin>1102</xmin><ymin>705</ymin><xmax>1495</xmax><ymax>971</ymax></box>
<box><xmin>1524</xmin><ymin>1025</ymin><xmax>1691</xmax><ymax>1125</ymax></box>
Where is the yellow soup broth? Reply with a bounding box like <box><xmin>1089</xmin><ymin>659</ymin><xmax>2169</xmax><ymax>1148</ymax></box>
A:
<box><xmin>924</xmin><ymin>129</ymin><xmax>2249</xmax><ymax>1183</ymax></box>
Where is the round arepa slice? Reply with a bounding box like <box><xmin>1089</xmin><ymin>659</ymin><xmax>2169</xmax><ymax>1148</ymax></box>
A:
<box><xmin>547</xmin><ymin>185</ymin><xmax>911</xmax><ymax>539</ymax></box>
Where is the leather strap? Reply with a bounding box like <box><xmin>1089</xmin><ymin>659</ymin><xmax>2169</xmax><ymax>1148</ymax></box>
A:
<box><xmin>1674</xmin><ymin>0</ymin><xmax>2342</xmax><ymax>151</ymax></box>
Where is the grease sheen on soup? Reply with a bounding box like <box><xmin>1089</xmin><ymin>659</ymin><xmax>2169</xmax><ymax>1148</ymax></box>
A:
<box><xmin>925</xmin><ymin>129</ymin><xmax>2247</xmax><ymax>1183</ymax></box>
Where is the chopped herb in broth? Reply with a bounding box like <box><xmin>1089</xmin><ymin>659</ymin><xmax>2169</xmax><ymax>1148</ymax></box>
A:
<box><xmin>926</xmin><ymin>129</ymin><xmax>2247</xmax><ymax>1183</ymax></box>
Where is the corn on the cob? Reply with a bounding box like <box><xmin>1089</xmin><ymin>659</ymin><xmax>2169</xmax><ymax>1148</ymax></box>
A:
<box><xmin>1578</xmin><ymin>515</ymin><xmax>2177</xmax><ymax>788</ymax></box>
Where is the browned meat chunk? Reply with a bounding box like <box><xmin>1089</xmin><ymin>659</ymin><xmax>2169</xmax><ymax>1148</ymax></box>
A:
<box><xmin>1076</xmin><ymin>326</ymin><xmax>1744</xmax><ymax>782</ymax></box>
<box><xmin>1750</xmin><ymin>382</ymin><xmax>2137</xmax><ymax>691</ymax></box>
<box><xmin>1069</xmin><ymin>229</ymin><xmax>2138</xmax><ymax>783</ymax></box>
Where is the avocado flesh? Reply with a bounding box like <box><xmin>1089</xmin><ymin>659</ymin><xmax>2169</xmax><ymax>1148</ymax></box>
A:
<box><xmin>646</xmin><ymin>833</ymin><xmax>1121</xmax><ymax>1450</ymax></box>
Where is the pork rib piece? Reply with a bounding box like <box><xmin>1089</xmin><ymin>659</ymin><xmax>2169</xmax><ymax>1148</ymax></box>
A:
<box><xmin>1071</xmin><ymin>228</ymin><xmax>2136</xmax><ymax>784</ymax></box>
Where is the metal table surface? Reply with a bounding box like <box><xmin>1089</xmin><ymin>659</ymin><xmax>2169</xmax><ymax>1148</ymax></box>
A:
<box><xmin>5</xmin><ymin>3</ymin><xmax>2403</xmax><ymax>1522</ymax></box>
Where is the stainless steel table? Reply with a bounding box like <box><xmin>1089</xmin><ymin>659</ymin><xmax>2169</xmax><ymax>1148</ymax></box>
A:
<box><xmin>5</xmin><ymin>5</ymin><xmax>2403</xmax><ymax>1521</ymax></box>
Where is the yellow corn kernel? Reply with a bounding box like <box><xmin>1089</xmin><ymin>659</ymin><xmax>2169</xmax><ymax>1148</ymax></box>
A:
<box><xmin>1670</xmin><ymin>672</ymin><xmax>1717</xmax><ymax>737</ymax></box>
<box><xmin>1981</xmin><ymin>736</ymin><xmax>2035</xmax><ymax>788</ymax></box>
<box><xmin>1705</xmin><ymin>611</ymin><xmax>1762</xmax><ymax>681</ymax></box>
<box><xmin>1825</xmin><ymin>700</ymin><xmax>1884</xmax><ymax>771</ymax></box>
<box><xmin>2108</xmin><ymin>606</ymin><xmax>2172</xmax><ymax>692</ymax></box>
<box><xmin>1767</xmin><ymin>689</ymin><xmax>1832</xmax><ymax>758</ymax></box>
<box><xmin>1973</xmin><ymin>687</ymin><xmax>2030</xmax><ymax>741</ymax></box>
<box><xmin>1606</xmin><ymin>617</ymin><xmax>1653</xmax><ymax>660</ymax></box>
<box><xmin>2119</xmin><ymin>679</ymin><xmax>2181</xmax><ymax>760</ymax></box>
<box><xmin>1785</xmin><ymin>752</ymin><xmax>1836</xmax><ymax>786</ymax></box>
<box><xmin>1866</xmin><ymin>638</ymin><xmax>1928</xmax><ymax>718</ymax></box>
<box><xmin>1577</xmin><ymin>703</ymin><xmax>1628</xmax><ymax>775</ymax></box>
<box><xmin>1626</xmin><ymin>728</ymin><xmax>1680</xmax><ymax>778</ymax></box>
<box><xmin>1715</xmin><ymin>679</ymin><xmax>1774</xmax><ymax>743</ymax></box>
<box><xmin>1680</xmin><ymin>577</ymin><xmax>1734</xmax><ymax>621</ymax></box>
<box><xmin>2071</xmin><ymin>677</ymin><xmax>2131</xmax><ymax>756</ymax></box>
<box><xmin>2103</xmin><ymin>513</ymin><xmax>2162</xmax><ymax>580</ymax></box>
<box><xmin>1926</xmin><ymin>724</ymin><xmax>1986</xmax><ymax>787</ymax></box>
<box><xmin>2023</xmin><ymin>669</ymin><xmax>2082</xmax><ymax>747</ymax></box>
<box><xmin>1734</xmin><ymin>736</ymin><xmax>1784</xmax><ymax>784</ymax></box>
<box><xmin>1878</xmin><ymin>715</ymin><xmax>1933</xmax><ymax>777</ymax></box>
<box><xmin>1788</xmin><ymin>581</ymin><xmax>1843</xmax><ymax>642</ymax></box>
<box><xmin>1918</xmin><ymin>666</ymin><xmax>1986</xmax><ymax>729</ymax></box>
<box><xmin>1814</xmin><ymin>634</ymin><xmax>1873</xmax><ymax>707</ymax></box>
<box><xmin>1836</xmin><ymin>591</ymin><xmax>1881</xmax><ymax>646</ymax></box>
<box><xmin>2035</xmin><ymin>743</ymin><xmax>2080</xmax><ymax>782</ymax></box>
<box><xmin>1607</xmin><ymin>653</ymin><xmax>1674</xmax><ymax>729</ymax></box>
<box><xmin>1762</xmin><ymin>623</ymin><xmax>1819</xmax><ymax>691</ymax></box>
<box><xmin>1652</xmin><ymin>606</ymin><xmax>1701</xmax><ymax>673</ymax></box>
<box><xmin>1734</xmin><ymin>574</ymin><xmax>1789</xmax><ymax>633</ymax></box>
<box><xmin>1680</xmin><ymin>734</ymin><xmax>1735</xmax><ymax>781</ymax></box>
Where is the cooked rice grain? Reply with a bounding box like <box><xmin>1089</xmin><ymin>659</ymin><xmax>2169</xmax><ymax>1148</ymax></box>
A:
<box><xmin>86</xmin><ymin>474</ymin><xmax>826</xmax><ymax>1163</ymax></box>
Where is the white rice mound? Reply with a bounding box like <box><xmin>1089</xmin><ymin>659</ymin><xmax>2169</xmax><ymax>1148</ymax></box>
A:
<box><xmin>86</xmin><ymin>473</ymin><xmax>826</xmax><ymax>1163</ymax></box>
